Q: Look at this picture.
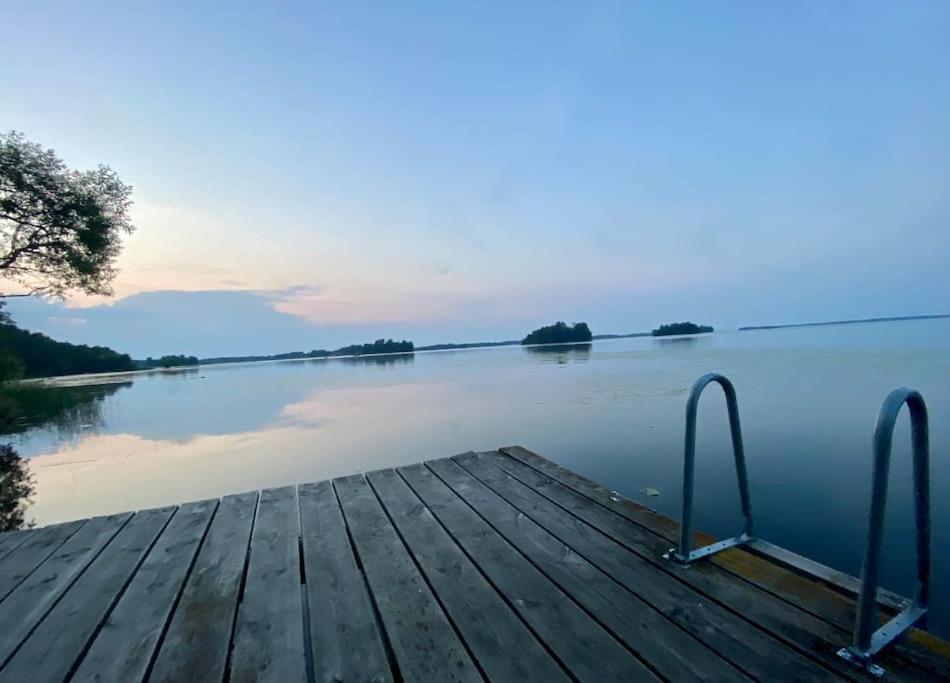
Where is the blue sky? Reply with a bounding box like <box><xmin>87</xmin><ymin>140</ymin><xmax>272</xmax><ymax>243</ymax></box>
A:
<box><xmin>2</xmin><ymin>2</ymin><xmax>949</xmax><ymax>357</ymax></box>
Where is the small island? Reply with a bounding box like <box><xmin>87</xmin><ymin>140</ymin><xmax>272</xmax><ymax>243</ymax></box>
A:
<box><xmin>522</xmin><ymin>321</ymin><xmax>592</xmax><ymax>345</ymax></box>
<box><xmin>137</xmin><ymin>355</ymin><xmax>200</xmax><ymax>369</ymax></box>
<box><xmin>651</xmin><ymin>321</ymin><xmax>713</xmax><ymax>337</ymax></box>
<box><xmin>334</xmin><ymin>339</ymin><xmax>414</xmax><ymax>356</ymax></box>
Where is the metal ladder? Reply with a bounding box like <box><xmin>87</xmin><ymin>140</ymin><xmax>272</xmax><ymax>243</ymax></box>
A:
<box><xmin>663</xmin><ymin>373</ymin><xmax>931</xmax><ymax>677</ymax></box>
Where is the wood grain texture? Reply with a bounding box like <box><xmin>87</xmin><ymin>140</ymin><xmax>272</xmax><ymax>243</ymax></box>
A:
<box><xmin>0</xmin><ymin>528</ymin><xmax>31</xmax><ymax>562</ymax></box>
<box><xmin>149</xmin><ymin>491</ymin><xmax>258</xmax><ymax>683</ymax></box>
<box><xmin>456</xmin><ymin>451</ymin><xmax>844</xmax><ymax>683</ymax></box>
<box><xmin>369</xmin><ymin>467</ymin><xmax>571</xmax><ymax>683</ymax></box>
<box><xmin>230</xmin><ymin>485</ymin><xmax>307</xmax><ymax>683</ymax></box>
<box><xmin>0</xmin><ymin>512</ymin><xmax>131</xmax><ymax>669</ymax></box>
<box><xmin>335</xmin><ymin>474</ymin><xmax>482</xmax><ymax>683</ymax></box>
<box><xmin>425</xmin><ymin>455</ymin><xmax>751</xmax><ymax>683</ymax></box>
<box><xmin>0</xmin><ymin>448</ymin><xmax>945</xmax><ymax>682</ymax></box>
<box><xmin>71</xmin><ymin>500</ymin><xmax>217</xmax><ymax>683</ymax></box>
<box><xmin>499</xmin><ymin>446</ymin><xmax>946</xmax><ymax>681</ymax></box>
<box><xmin>411</xmin><ymin>459</ymin><xmax>659</xmax><ymax>683</ymax></box>
<box><xmin>0</xmin><ymin>519</ymin><xmax>86</xmax><ymax>603</ymax></box>
<box><xmin>0</xmin><ymin>507</ymin><xmax>174</xmax><ymax>683</ymax></box>
<box><xmin>299</xmin><ymin>480</ymin><xmax>393</xmax><ymax>683</ymax></box>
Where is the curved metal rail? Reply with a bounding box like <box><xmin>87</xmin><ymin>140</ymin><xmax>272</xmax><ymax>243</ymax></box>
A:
<box><xmin>837</xmin><ymin>388</ymin><xmax>931</xmax><ymax>676</ymax></box>
<box><xmin>663</xmin><ymin>374</ymin><xmax>933</xmax><ymax>675</ymax></box>
<box><xmin>664</xmin><ymin>373</ymin><xmax>755</xmax><ymax>565</ymax></box>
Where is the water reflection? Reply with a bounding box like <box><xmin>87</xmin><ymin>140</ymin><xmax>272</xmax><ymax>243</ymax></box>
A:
<box><xmin>149</xmin><ymin>367</ymin><xmax>201</xmax><ymax>379</ymax></box>
<box><xmin>1</xmin><ymin>381</ymin><xmax>131</xmax><ymax>437</ymax></box>
<box><xmin>0</xmin><ymin>444</ymin><xmax>33</xmax><ymax>531</ymax></box>
<box><xmin>337</xmin><ymin>352</ymin><xmax>415</xmax><ymax>367</ymax></box>
<box><xmin>523</xmin><ymin>343</ymin><xmax>592</xmax><ymax>363</ymax></box>
<box><xmin>652</xmin><ymin>336</ymin><xmax>704</xmax><ymax>346</ymax></box>
<box><xmin>0</xmin><ymin>380</ymin><xmax>131</xmax><ymax>529</ymax></box>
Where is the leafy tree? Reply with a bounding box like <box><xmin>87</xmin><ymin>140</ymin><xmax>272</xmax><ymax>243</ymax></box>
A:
<box><xmin>0</xmin><ymin>131</ymin><xmax>134</xmax><ymax>297</ymax></box>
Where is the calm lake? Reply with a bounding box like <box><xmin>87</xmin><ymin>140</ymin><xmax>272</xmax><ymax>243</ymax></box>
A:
<box><xmin>10</xmin><ymin>318</ymin><xmax>950</xmax><ymax>637</ymax></box>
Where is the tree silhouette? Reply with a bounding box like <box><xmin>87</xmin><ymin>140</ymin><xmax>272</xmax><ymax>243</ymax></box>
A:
<box><xmin>0</xmin><ymin>131</ymin><xmax>134</xmax><ymax>297</ymax></box>
<box><xmin>522</xmin><ymin>321</ymin><xmax>593</xmax><ymax>345</ymax></box>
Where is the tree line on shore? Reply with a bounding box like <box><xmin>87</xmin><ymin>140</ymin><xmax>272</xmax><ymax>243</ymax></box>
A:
<box><xmin>201</xmin><ymin>338</ymin><xmax>414</xmax><ymax>366</ymax></box>
<box><xmin>0</xmin><ymin>316</ymin><xmax>135</xmax><ymax>378</ymax></box>
<box><xmin>0</xmin><ymin>309</ymin><xmax>417</xmax><ymax>379</ymax></box>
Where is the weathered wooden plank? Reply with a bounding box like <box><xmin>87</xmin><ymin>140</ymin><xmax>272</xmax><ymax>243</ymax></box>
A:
<box><xmin>0</xmin><ymin>512</ymin><xmax>131</xmax><ymax>669</ymax></box>
<box><xmin>748</xmin><ymin>538</ymin><xmax>907</xmax><ymax>611</ymax></box>
<box><xmin>334</xmin><ymin>473</ymin><xmax>482</xmax><ymax>683</ymax></box>
<box><xmin>423</xmin><ymin>456</ymin><xmax>750</xmax><ymax>682</ymax></box>
<box><xmin>0</xmin><ymin>528</ymin><xmax>31</xmax><ymax>562</ymax></box>
<box><xmin>298</xmin><ymin>480</ymin><xmax>393</xmax><ymax>683</ymax></box>
<box><xmin>149</xmin><ymin>491</ymin><xmax>258</xmax><ymax>683</ymax></box>
<box><xmin>455</xmin><ymin>452</ymin><xmax>846</xmax><ymax>682</ymax></box>
<box><xmin>740</xmin><ymin>540</ymin><xmax>950</xmax><ymax>678</ymax></box>
<box><xmin>230</xmin><ymin>485</ymin><xmax>306</xmax><ymax>683</ymax></box>
<box><xmin>0</xmin><ymin>519</ymin><xmax>86</xmax><ymax>603</ymax></box>
<box><xmin>499</xmin><ymin>446</ymin><xmax>948</xmax><ymax>681</ymax></box>
<box><xmin>0</xmin><ymin>506</ymin><xmax>174</xmax><ymax>683</ymax></box>
<box><xmin>71</xmin><ymin>500</ymin><xmax>217</xmax><ymax>683</ymax></box>
<box><xmin>505</xmin><ymin>445</ymin><xmax>950</xmax><ymax>679</ymax></box>
<box><xmin>369</xmin><ymin>467</ymin><xmax>571</xmax><ymax>683</ymax></box>
<box><xmin>408</xmin><ymin>460</ymin><xmax>661</xmax><ymax>683</ymax></box>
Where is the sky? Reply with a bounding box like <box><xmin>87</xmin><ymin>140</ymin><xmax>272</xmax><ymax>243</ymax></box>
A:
<box><xmin>2</xmin><ymin>1</ymin><xmax>949</xmax><ymax>358</ymax></box>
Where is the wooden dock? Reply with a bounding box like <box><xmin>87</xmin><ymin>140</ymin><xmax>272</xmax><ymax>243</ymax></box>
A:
<box><xmin>0</xmin><ymin>447</ymin><xmax>947</xmax><ymax>682</ymax></box>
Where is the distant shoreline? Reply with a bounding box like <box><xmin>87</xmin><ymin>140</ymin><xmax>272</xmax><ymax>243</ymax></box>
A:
<box><xmin>399</xmin><ymin>330</ymin><xmax>651</xmax><ymax>351</ymax></box>
<box><xmin>739</xmin><ymin>313</ymin><xmax>950</xmax><ymax>331</ymax></box>
<box><xmin>30</xmin><ymin>315</ymin><xmax>950</xmax><ymax>384</ymax></box>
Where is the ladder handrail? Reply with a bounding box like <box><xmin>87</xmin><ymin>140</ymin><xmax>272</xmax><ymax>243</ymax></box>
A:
<box><xmin>665</xmin><ymin>374</ymin><xmax>933</xmax><ymax>675</ymax></box>
<box><xmin>668</xmin><ymin>372</ymin><xmax>755</xmax><ymax>564</ymax></box>
<box><xmin>839</xmin><ymin>388</ymin><xmax>931</xmax><ymax>672</ymax></box>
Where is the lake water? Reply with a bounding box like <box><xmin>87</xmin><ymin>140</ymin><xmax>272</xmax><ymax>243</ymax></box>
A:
<box><xmin>9</xmin><ymin>318</ymin><xmax>950</xmax><ymax>637</ymax></box>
